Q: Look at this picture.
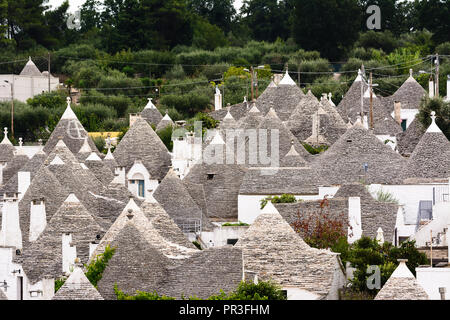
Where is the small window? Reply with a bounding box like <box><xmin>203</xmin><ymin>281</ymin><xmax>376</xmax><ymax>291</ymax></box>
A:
<box><xmin>346</xmin><ymin>139</ymin><xmax>352</xmax><ymax>143</ymax></box>
<box><xmin>207</xmin><ymin>174</ymin><xmax>215</xmax><ymax>180</ymax></box>
<box><xmin>227</xmin><ymin>239</ymin><xmax>238</xmax><ymax>245</ymax></box>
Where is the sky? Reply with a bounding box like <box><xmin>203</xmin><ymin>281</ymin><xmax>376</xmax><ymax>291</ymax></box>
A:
<box><xmin>48</xmin><ymin>0</ymin><xmax>244</xmax><ymax>13</ymax></box>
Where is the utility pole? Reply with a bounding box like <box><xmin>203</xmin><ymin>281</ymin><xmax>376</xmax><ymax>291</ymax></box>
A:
<box><xmin>11</xmin><ymin>80</ymin><xmax>14</xmax><ymax>140</ymax></box>
<box><xmin>48</xmin><ymin>52</ymin><xmax>51</xmax><ymax>93</ymax></box>
<box><xmin>435</xmin><ymin>53</ymin><xmax>440</xmax><ymax>97</ymax></box>
<box><xmin>255</xmin><ymin>69</ymin><xmax>258</xmax><ymax>99</ymax></box>
<box><xmin>369</xmin><ymin>72</ymin><xmax>373</xmax><ymax>130</ymax></box>
<box><xmin>250</xmin><ymin>66</ymin><xmax>254</xmax><ymax>101</ymax></box>
<box><xmin>360</xmin><ymin>69</ymin><xmax>364</xmax><ymax>123</ymax></box>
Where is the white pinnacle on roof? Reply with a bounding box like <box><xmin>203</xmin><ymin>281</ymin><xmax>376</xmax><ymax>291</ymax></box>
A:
<box><xmin>55</xmin><ymin>139</ymin><xmax>68</xmax><ymax>148</ymax></box>
<box><xmin>363</xmin><ymin>87</ymin><xmax>376</xmax><ymax>98</ymax></box>
<box><xmin>104</xmin><ymin>147</ymin><xmax>114</xmax><ymax>160</ymax></box>
<box><xmin>391</xmin><ymin>259</ymin><xmax>415</xmax><ymax>278</ymax></box>
<box><xmin>426</xmin><ymin>111</ymin><xmax>441</xmax><ymax>133</ymax></box>
<box><xmin>210</xmin><ymin>130</ymin><xmax>225</xmax><ymax>145</ymax></box>
<box><xmin>50</xmin><ymin>155</ymin><xmax>65</xmax><ymax>165</ymax></box>
<box><xmin>354</xmin><ymin>69</ymin><xmax>363</xmax><ymax>82</ymax></box>
<box><xmin>279</xmin><ymin>70</ymin><xmax>296</xmax><ymax>86</ymax></box>
<box><xmin>223</xmin><ymin>109</ymin><xmax>234</xmax><ymax>120</ymax></box>
<box><xmin>161</xmin><ymin>112</ymin><xmax>172</xmax><ymax>121</ymax></box>
<box><xmin>64</xmin><ymin>193</ymin><xmax>80</xmax><ymax>203</ymax></box>
<box><xmin>249</xmin><ymin>104</ymin><xmax>260</xmax><ymax>113</ymax></box>
<box><xmin>328</xmin><ymin>93</ymin><xmax>336</xmax><ymax>106</ymax></box>
<box><xmin>261</xmin><ymin>200</ymin><xmax>279</xmax><ymax>214</ymax></box>
<box><xmin>86</xmin><ymin>152</ymin><xmax>102</xmax><ymax>161</ymax></box>
<box><xmin>285</xmin><ymin>142</ymin><xmax>300</xmax><ymax>157</ymax></box>
<box><xmin>61</xmin><ymin>97</ymin><xmax>78</xmax><ymax>120</ymax></box>
<box><xmin>79</xmin><ymin>137</ymin><xmax>92</xmax><ymax>153</ymax></box>
<box><xmin>144</xmin><ymin>98</ymin><xmax>157</xmax><ymax>109</ymax></box>
<box><xmin>1</xmin><ymin>127</ymin><xmax>12</xmax><ymax>145</ymax></box>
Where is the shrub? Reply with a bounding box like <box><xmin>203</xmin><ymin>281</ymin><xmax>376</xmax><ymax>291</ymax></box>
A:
<box><xmin>114</xmin><ymin>284</ymin><xmax>175</xmax><ymax>300</ymax></box>
<box><xmin>260</xmin><ymin>194</ymin><xmax>297</xmax><ymax>209</ymax></box>
<box><xmin>27</xmin><ymin>91</ymin><xmax>67</xmax><ymax>109</ymax></box>
<box><xmin>164</xmin><ymin>64</ymin><xmax>186</xmax><ymax>80</ymax></box>
<box><xmin>85</xmin><ymin>245</ymin><xmax>116</xmax><ymax>288</ymax></box>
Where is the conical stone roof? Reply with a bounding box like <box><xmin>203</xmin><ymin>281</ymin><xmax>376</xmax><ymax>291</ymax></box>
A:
<box><xmin>153</xmin><ymin>169</ymin><xmax>203</xmax><ymax>226</ymax></box>
<box><xmin>140</xmin><ymin>98</ymin><xmax>163</xmax><ymax>126</ymax></box>
<box><xmin>375</xmin><ymin>260</ymin><xmax>429</xmax><ymax>300</ymax></box>
<box><xmin>20</xmin><ymin>194</ymin><xmax>104</xmax><ymax>284</ymax></box>
<box><xmin>43</xmin><ymin>99</ymin><xmax>99</xmax><ymax>155</ymax></box>
<box><xmin>20</xmin><ymin>57</ymin><xmax>42</xmax><ymax>76</ymax></box>
<box><xmin>400</xmin><ymin>113</ymin><xmax>450</xmax><ymax>182</ymax></box>
<box><xmin>312</xmin><ymin>122</ymin><xmax>406</xmax><ymax>184</ymax></box>
<box><xmin>52</xmin><ymin>266</ymin><xmax>104</xmax><ymax>300</ymax></box>
<box><xmin>113</xmin><ymin>117</ymin><xmax>171</xmax><ymax>181</ymax></box>
<box><xmin>396</xmin><ymin>117</ymin><xmax>425</xmax><ymax>156</ymax></box>
<box><xmin>235</xmin><ymin>209</ymin><xmax>343</xmax><ymax>299</ymax></box>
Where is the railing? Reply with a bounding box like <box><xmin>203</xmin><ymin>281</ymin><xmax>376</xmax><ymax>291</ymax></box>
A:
<box><xmin>433</xmin><ymin>186</ymin><xmax>449</xmax><ymax>205</ymax></box>
<box><xmin>174</xmin><ymin>218</ymin><xmax>201</xmax><ymax>234</ymax></box>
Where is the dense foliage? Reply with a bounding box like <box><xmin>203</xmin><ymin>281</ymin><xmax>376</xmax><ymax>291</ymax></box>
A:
<box><xmin>417</xmin><ymin>97</ymin><xmax>450</xmax><ymax>141</ymax></box>
<box><xmin>260</xmin><ymin>193</ymin><xmax>297</xmax><ymax>209</ymax></box>
<box><xmin>85</xmin><ymin>245</ymin><xmax>116</xmax><ymax>288</ymax></box>
<box><xmin>114</xmin><ymin>280</ymin><xmax>286</xmax><ymax>300</ymax></box>
<box><xmin>0</xmin><ymin>1</ymin><xmax>448</xmax><ymax>143</ymax></box>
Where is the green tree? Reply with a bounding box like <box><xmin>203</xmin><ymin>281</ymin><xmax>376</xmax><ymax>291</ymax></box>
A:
<box><xmin>85</xmin><ymin>245</ymin><xmax>116</xmax><ymax>288</ymax></box>
<box><xmin>413</xmin><ymin>0</ymin><xmax>450</xmax><ymax>44</ymax></box>
<box><xmin>241</xmin><ymin>0</ymin><xmax>292</xmax><ymax>42</ymax></box>
<box><xmin>292</xmin><ymin>0</ymin><xmax>361</xmax><ymax>60</ymax></box>
<box><xmin>187</xmin><ymin>0</ymin><xmax>236</xmax><ymax>33</ymax></box>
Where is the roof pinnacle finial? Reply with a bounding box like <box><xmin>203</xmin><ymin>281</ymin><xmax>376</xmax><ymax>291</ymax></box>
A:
<box><xmin>409</xmin><ymin>69</ymin><xmax>413</xmax><ymax>77</ymax></box>
<box><xmin>18</xmin><ymin>138</ymin><xmax>23</xmax><ymax>148</ymax></box>
<box><xmin>426</xmin><ymin>110</ymin><xmax>441</xmax><ymax>133</ymax></box>
<box><xmin>66</xmin><ymin>96</ymin><xmax>71</xmax><ymax>108</ymax></box>
<box><xmin>4</xmin><ymin>127</ymin><xmax>7</xmax><ymax>136</ymax></box>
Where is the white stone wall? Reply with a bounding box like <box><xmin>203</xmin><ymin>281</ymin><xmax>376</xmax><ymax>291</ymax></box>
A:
<box><xmin>0</xmin><ymin>75</ymin><xmax>59</xmax><ymax>103</ymax></box>
<box><xmin>390</xmin><ymin>108</ymin><xmax>419</xmax><ymax>129</ymax></box>
<box><xmin>200</xmin><ymin>224</ymin><xmax>249</xmax><ymax>247</ymax></box>
<box><xmin>368</xmin><ymin>183</ymin><xmax>446</xmax><ymax>225</ymax></box>
<box><xmin>416</xmin><ymin>267</ymin><xmax>450</xmax><ymax>300</ymax></box>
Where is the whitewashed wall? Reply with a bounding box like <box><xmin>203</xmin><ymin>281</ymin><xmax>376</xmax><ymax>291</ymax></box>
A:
<box><xmin>390</xmin><ymin>109</ymin><xmax>419</xmax><ymax>129</ymax></box>
<box><xmin>200</xmin><ymin>223</ymin><xmax>249</xmax><ymax>247</ymax></box>
<box><xmin>416</xmin><ymin>267</ymin><xmax>450</xmax><ymax>300</ymax></box>
<box><xmin>0</xmin><ymin>75</ymin><xmax>59</xmax><ymax>103</ymax></box>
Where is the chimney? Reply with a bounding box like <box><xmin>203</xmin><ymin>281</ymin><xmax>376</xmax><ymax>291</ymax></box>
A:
<box><xmin>394</xmin><ymin>101</ymin><xmax>402</xmax><ymax>125</ymax></box>
<box><xmin>214</xmin><ymin>86</ymin><xmax>222</xmax><ymax>111</ymax></box>
<box><xmin>62</xmin><ymin>233</ymin><xmax>77</xmax><ymax>274</ymax></box>
<box><xmin>439</xmin><ymin>287</ymin><xmax>446</xmax><ymax>300</ymax></box>
<box><xmin>112</xmin><ymin>166</ymin><xmax>126</xmax><ymax>185</ymax></box>
<box><xmin>429</xmin><ymin>76</ymin><xmax>435</xmax><ymax>98</ymax></box>
<box><xmin>129</xmin><ymin>113</ymin><xmax>140</xmax><ymax>127</ymax></box>
<box><xmin>29</xmin><ymin>198</ymin><xmax>46</xmax><ymax>242</ymax></box>
<box><xmin>0</xmin><ymin>193</ymin><xmax>22</xmax><ymax>249</ymax></box>
<box><xmin>18</xmin><ymin>171</ymin><xmax>30</xmax><ymax>200</ymax></box>
<box><xmin>376</xmin><ymin>227</ymin><xmax>384</xmax><ymax>244</ymax></box>
<box><xmin>363</xmin><ymin>115</ymin><xmax>369</xmax><ymax>129</ymax></box>
<box><xmin>0</xmin><ymin>161</ymin><xmax>5</xmax><ymax>185</ymax></box>
<box><xmin>89</xmin><ymin>241</ymin><xmax>98</xmax><ymax>260</ymax></box>
<box><xmin>446</xmin><ymin>75</ymin><xmax>450</xmax><ymax>102</ymax></box>
<box><xmin>348</xmin><ymin>197</ymin><xmax>362</xmax><ymax>244</ymax></box>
